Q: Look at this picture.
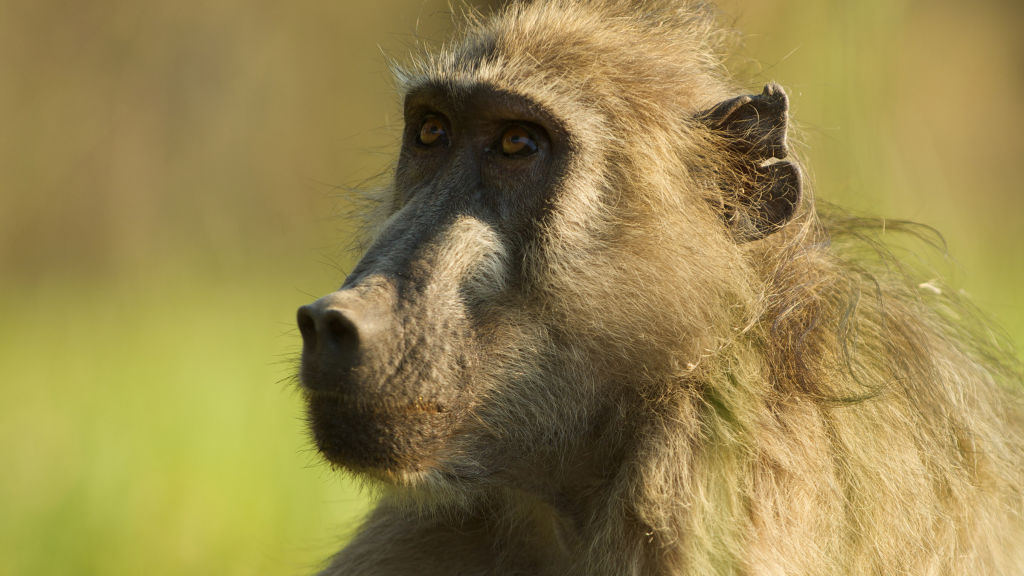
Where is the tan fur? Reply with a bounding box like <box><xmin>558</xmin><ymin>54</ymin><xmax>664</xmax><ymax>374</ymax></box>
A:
<box><xmin>316</xmin><ymin>1</ymin><xmax>1024</xmax><ymax>574</ymax></box>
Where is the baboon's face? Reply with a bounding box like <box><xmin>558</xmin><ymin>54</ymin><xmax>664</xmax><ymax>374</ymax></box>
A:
<box><xmin>297</xmin><ymin>84</ymin><xmax>566</xmax><ymax>480</ymax></box>
<box><xmin>296</xmin><ymin>26</ymin><xmax>800</xmax><ymax>483</ymax></box>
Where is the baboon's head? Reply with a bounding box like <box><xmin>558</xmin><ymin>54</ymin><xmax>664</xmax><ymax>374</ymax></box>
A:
<box><xmin>297</xmin><ymin>0</ymin><xmax>801</xmax><ymax>489</ymax></box>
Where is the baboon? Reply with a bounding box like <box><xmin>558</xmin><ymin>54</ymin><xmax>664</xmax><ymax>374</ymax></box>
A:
<box><xmin>296</xmin><ymin>0</ymin><xmax>1024</xmax><ymax>574</ymax></box>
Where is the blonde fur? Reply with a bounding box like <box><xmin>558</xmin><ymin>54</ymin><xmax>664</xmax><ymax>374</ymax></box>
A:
<box><xmin>318</xmin><ymin>1</ymin><xmax>1024</xmax><ymax>574</ymax></box>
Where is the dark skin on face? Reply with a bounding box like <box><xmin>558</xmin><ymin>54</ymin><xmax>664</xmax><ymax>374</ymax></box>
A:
<box><xmin>302</xmin><ymin>86</ymin><xmax>571</xmax><ymax>476</ymax></box>
<box><xmin>396</xmin><ymin>85</ymin><xmax>568</xmax><ymax>243</ymax></box>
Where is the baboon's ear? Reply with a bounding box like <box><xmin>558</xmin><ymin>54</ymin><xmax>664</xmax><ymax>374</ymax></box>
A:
<box><xmin>698</xmin><ymin>83</ymin><xmax>802</xmax><ymax>241</ymax></box>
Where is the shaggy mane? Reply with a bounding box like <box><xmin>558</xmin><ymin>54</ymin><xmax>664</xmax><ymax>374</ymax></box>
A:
<box><xmin>322</xmin><ymin>2</ymin><xmax>1024</xmax><ymax>574</ymax></box>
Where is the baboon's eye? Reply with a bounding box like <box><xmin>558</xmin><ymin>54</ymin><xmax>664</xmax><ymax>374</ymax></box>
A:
<box><xmin>417</xmin><ymin>117</ymin><xmax>448</xmax><ymax>147</ymax></box>
<box><xmin>500</xmin><ymin>126</ymin><xmax>538</xmax><ymax>157</ymax></box>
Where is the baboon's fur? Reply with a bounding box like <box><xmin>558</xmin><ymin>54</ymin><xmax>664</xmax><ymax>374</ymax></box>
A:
<box><xmin>306</xmin><ymin>0</ymin><xmax>1024</xmax><ymax>574</ymax></box>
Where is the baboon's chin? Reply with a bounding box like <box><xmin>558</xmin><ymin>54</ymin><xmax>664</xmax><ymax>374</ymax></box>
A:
<box><xmin>305</xmin><ymin>391</ymin><xmax>455</xmax><ymax>477</ymax></box>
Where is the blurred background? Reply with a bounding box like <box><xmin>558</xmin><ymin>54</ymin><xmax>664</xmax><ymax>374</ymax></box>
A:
<box><xmin>1</xmin><ymin>0</ymin><xmax>1021</xmax><ymax>574</ymax></box>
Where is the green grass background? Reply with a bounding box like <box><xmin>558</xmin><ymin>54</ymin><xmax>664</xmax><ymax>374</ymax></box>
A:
<box><xmin>1</xmin><ymin>1</ymin><xmax>1021</xmax><ymax>574</ymax></box>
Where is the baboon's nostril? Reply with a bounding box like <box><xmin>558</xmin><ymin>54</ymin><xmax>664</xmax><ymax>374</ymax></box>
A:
<box><xmin>297</xmin><ymin>305</ymin><xmax>361</xmax><ymax>353</ymax></box>
<box><xmin>322</xmin><ymin>308</ymin><xmax>360</xmax><ymax>353</ymax></box>
<box><xmin>297</xmin><ymin>305</ymin><xmax>318</xmax><ymax>349</ymax></box>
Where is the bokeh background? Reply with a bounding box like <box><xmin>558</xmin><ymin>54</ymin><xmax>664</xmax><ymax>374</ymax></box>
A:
<box><xmin>2</xmin><ymin>0</ymin><xmax>1021</xmax><ymax>574</ymax></box>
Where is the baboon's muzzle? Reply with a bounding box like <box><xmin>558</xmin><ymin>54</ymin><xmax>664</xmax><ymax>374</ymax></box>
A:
<box><xmin>296</xmin><ymin>283</ymin><xmax>463</xmax><ymax>473</ymax></box>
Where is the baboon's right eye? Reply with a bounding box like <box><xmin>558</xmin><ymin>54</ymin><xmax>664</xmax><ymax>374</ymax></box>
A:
<box><xmin>417</xmin><ymin>117</ymin><xmax>448</xmax><ymax>147</ymax></box>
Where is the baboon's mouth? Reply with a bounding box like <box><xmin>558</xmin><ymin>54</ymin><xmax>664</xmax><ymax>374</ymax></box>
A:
<box><xmin>305</xmin><ymin>390</ymin><xmax>456</xmax><ymax>472</ymax></box>
<box><xmin>306</xmin><ymin>389</ymin><xmax>449</xmax><ymax>414</ymax></box>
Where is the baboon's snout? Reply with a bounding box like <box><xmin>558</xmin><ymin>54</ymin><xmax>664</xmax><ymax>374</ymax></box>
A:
<box><xmin>296</xmin><ymin>289</ymin><xmax>392</xmax><ymax>394</ymax></box>
<box><xmin>296</xmin><ymin>278</ymin><xmax>467</xmax><ymax>472</ymax></box>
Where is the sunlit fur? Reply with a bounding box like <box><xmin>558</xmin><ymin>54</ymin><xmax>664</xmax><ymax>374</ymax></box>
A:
<box><xmin>321</xmin><ymin>1</ymin><xmax>1024</xmax><ymax>574</ymax></box>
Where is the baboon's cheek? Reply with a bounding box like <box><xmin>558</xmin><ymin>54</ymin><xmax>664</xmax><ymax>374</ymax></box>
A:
<box><xmin>306</xmin><ymin>393</ymin><xmax>456</xmax><ymax>473</ymax></box>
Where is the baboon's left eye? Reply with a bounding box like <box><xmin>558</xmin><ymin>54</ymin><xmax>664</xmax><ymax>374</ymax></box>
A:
<box><xmin>500</xmin><ymin>126</ymin><xmax>538</xmax><ymax>157</ymax></box>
